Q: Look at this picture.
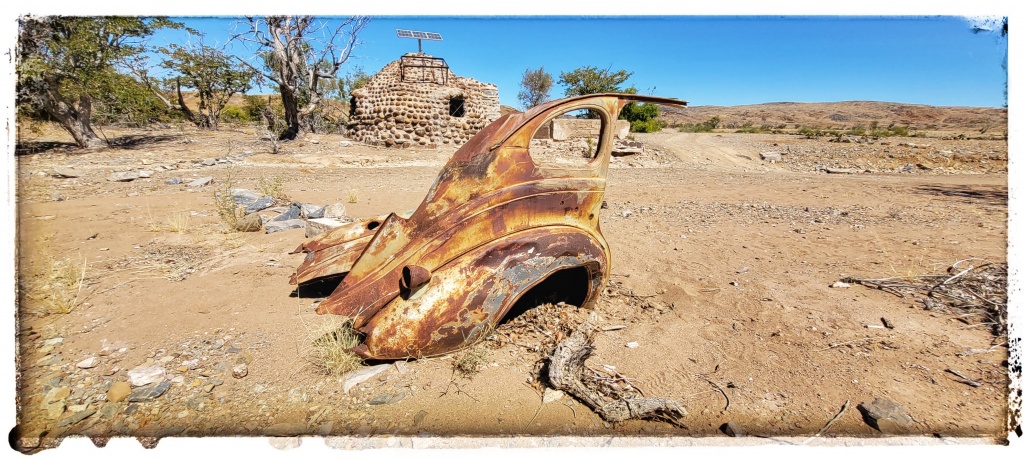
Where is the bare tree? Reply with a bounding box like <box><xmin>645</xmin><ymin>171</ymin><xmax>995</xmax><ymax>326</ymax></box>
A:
<box><xmin>235</xmin><ymin>15</ymin><xmax>369</xmax><ymax>140</ymax></box>
<box><xmin>517</xmin><ymin>67</ymin><xmax>554</xmax><ymax>110</ymax></box>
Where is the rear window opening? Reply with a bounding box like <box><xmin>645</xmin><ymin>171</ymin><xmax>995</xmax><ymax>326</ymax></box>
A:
<box><xmin>529</xmin><ymin>108</ymin><xmax>605</xmax><ymax>166</ymax></box>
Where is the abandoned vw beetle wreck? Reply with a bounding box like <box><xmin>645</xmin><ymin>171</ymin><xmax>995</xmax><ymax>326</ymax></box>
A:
<box><xmin>290</xmin><ymin>93</ymin><xmax>687</xmax><ymax>360</ymax></box>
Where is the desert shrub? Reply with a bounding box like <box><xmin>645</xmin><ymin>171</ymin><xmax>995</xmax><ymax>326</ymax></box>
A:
<box><xmin>220</xmin><ymin>105</ymin><xmax>251</xmax><ymax>124</ymax></box>
<box><xmin>676</xmin><ymin>115</ymin><xmax>720</xmax><ymax>133</ymax></box>
<box><xmin>256</xmin><ymin>174</ymin><xmax>288</xmax><ymax>202</ymax></box>
<box><xmin>630</xmin><ymin>119</ymin><xmax>663</xmax><ymax>133</ymax></box>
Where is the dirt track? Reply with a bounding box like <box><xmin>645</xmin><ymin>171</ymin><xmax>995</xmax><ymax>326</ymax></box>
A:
<box><xmin>13</xmin><ymin>127</ymin><xmax>1010</xmax><ymax>446</ymax></box>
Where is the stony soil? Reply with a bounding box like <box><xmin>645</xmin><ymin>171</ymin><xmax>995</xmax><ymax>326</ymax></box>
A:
<box><xmin>11</xmin><ymin>121</ymin><xmax>1011</xmax><ymax>450</ymax></box>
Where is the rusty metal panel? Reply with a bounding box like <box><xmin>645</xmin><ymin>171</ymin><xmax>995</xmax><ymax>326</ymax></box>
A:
<box><xmin>290</xmin><ymin>93</ymin><xmax>687</xmax><ymax>359</ymax></box>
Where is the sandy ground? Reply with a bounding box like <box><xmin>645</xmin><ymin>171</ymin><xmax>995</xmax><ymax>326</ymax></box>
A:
<box><xmin>11</xmin><ymin>125</ymin><xmax>1012</xmax><ymax>449</ymax></box>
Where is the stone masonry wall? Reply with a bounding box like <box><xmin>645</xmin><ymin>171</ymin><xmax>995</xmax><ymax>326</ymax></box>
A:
<box><xmin>348</xmin><ymin>55</ymin><xmax>501</xmax><ymax>147</ymax></box>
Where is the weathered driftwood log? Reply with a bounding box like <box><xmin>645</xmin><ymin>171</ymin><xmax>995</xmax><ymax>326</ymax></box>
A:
<box><xmin>546</xmin><ymin>316</ymin><xmax>687</xmax><ymax>425</ymax></box>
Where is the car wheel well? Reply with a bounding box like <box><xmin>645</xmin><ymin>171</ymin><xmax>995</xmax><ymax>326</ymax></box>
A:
<box><xmin>498</xmin><ymin>265</ymin><xmax>591</xmax><ymax>326</ymax></box>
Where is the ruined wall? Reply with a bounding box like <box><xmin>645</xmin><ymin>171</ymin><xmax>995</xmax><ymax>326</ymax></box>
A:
<box><xmin>536</xmin><ymin>119</ymin><xmax>631</xmax><ymax>140</ymax></box>
<box><xmin>348</xmin><ymin>55</ymin><xmax>501</xmax><ymax>147</ymax></box>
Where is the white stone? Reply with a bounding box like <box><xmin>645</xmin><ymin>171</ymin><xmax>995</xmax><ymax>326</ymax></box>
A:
<box><xmin>76</xmin><ymin>357</ymin><xmax>99</xmax><ymax>369</ymax></box>
<box><xmin>341</xmin><ymin>364</ymin><xmax>390</xmax><ymax>394</ymax></box>
<box><xmin>625</xmin><ymin>342</ymin><xmax>639</xmax><ymax>349</ymax></box>
<box><xmin>127</xmin><ymin>365</ymin><xmax>167</xmax><ymax>387</ymax></box>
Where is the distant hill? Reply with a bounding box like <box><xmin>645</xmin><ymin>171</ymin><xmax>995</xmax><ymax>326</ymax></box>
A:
<box><xmin>658</xmin><ymin>101</ymin><xmax>1006</xmax><ymax>136</ymax></box>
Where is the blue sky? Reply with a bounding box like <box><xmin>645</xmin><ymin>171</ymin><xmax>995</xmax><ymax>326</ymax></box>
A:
<box><xmin>146</xmin><ymin>15</ymin><xmax>1008</xmax><ymax>109</ymax></box>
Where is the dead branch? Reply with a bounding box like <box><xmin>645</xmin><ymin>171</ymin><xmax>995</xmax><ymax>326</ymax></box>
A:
<box><xmin>802</xmin><ymin>399</ymin><xmax>849</xmax><ymax>444</ymax></box>
<box><xmin>945</xmin><ymin>368</ymin><xmax>982</xmax><ymax>388</ymax></box>
<box><xmin>546</xmin><ymin>315</ymin><xmax>687</xmax><ymax>425</ymax></box>
<box><xmin>842</xmin><ymin>261</ymin><xmax>1007</xmax><ymax>336</ymax></box>
<box><xmin>695</xmin><ymin>373</ymin><xmax>730</xmax><ymax>411</ymax></box>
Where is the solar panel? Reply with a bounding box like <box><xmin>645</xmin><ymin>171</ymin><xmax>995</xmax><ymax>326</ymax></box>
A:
<box><xmin>396</xmin><ymin>29</ymin><xmax>442</xmax><ymax>41</ymax></box>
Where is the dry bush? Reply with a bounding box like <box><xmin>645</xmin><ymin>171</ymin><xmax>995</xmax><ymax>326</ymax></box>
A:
<box><xmin>212</xmin><ymin>170</ymin><xmax>241</xmax><ymax>231</ymax></box>
<box><xmin>306</xmin><ymin>316</ymin><xmax>364</xmax><ymax>376</ymax></box>
<box><xmin>256</xmin><ymin>174</ymin><xmax>288</xmax><ymax>202</ymax></box>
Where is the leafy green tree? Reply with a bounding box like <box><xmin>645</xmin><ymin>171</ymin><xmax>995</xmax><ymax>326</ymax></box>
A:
<box><xmin>237</xmin><ymin>15</ymin><xmax>369</xmax><ymax>140</ymax></box>
<box><xmin>149</xmin><ymin>42</ymin><xmax>256</xmax><ymax>129</ymax></box>
<box><xmin>517</xmin><ymin>67</ymin><xmax>554</xmax><ymax>109</ymax></box>
<box><xmin>619</xmin><ymin>102</ymin><xmax>663</xmax><ymax>133</ymax></box>
<box><xmin>16</xmin><ymin>16</ymin><xmax>180</xmax><ymax>148</ymax></box>
<box><xmin>558</xmin><ymin>66</ymin><xmax>634</xmax><ymax>98</ymax></box>
<box><xmin>339</xmin><ymin>66</ymin><xmax>372</xmax><ymax>102</ymax></box>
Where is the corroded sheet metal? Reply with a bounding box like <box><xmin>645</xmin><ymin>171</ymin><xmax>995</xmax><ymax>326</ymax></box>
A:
<box><xmin>290</xmin><ymin>93</ymin><xmax>687</xmax><ymax>359</ymax></box>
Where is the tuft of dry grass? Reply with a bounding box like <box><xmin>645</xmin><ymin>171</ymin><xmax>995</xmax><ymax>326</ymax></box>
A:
<box><xmin>347</xmin><ymin>189</ymin><xmax>359</xmax><ymax>204</ymax></box>
<box><xmin>166</xmin><ymin>211</ymin><xmax>191</xmax><ymax>234</ymax></box>
<box><xmin>452</xmin><ymin>345</ymin><xmax>490</xmax><ymax>378</ymax></box>
<box><xmin>306</xmin><ymin>316</ymin><xmax>364</xmax><ymax>376</ymax></box>
<box><xmin>26</xmin><ymin>256</ymin><xmax>88</xmax><ymax>315</ymax></box>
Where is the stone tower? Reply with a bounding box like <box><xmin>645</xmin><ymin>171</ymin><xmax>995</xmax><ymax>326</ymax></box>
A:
<box><xmin>347</xmin><ymin>54</ymin><xmax>501</xmax><ymax>148</ymax></box>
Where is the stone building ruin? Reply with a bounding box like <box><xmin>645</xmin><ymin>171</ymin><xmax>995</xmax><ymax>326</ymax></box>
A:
<box><xmin>347</xmin><ymin>54</ymin><xmax>500</xmax><ymax>147</ymax></box>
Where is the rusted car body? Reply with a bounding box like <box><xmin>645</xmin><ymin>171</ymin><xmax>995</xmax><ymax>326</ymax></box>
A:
<box><xmin>290</xmin><ymin>93</ymin><xmax>687</xmax><ymax>360</ymax></box>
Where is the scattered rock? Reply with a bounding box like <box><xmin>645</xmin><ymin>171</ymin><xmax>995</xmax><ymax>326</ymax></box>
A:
<box><xmin>271</xmin><ymin>205</ymin><xmax>302</xmax><ymax>222</ymax></box>
<box><xmin>187</xmin><ymin>177</ymin><xmax>214</xmax><ymax>188</ymax></box>
<box><xmin>53</xmin><ymin>166</ymin><xmax>82</xmax><ymax>178</ymax></box>
<box><xmin>298</xmin><ymin>203</ymin><xmax>326</xmax><ymax>219</ymax></box>
<box><xmin>305</xmin><ymin>218</ymin><xmax>346</xmax><ymax>238</ymax></box>
<box><xmin>202</xmin><ymin>158</ymin><xmax>217</xmax><ymax>166</ymax></box>
<box><xmin>127</xmin><ymin>381</ymin><xmax>172</xmax><ymax>402</ymax></box>
<box><xmin>338</xmin><ymin>141</ymin><xmax>353</xmax><ymax>147</ymax></box>
<box><xmin>108</xmin><ymin>171</ymin><xmax>140</xmax><ymax>182</ymax></box>
<box><xmin>42</xmin><ymin>337</ymin><xmax>63</xmax><ymax>346</ymax></box>
<box><xmin>165</xmin><ymin>178</ymin><xmax>182</xmax><ymax>185</ymax></box>
<box><xmin>138</xmin><ymin>170</ymin><xmax>153</xmax><ymax>178</ymax></box>
<box><xmin>612</xmin><ymin>140</ymin><xmax>644</xmax><ymax>156</ymax></box>
<box><xmin>77</xmin><ymin>357</ymin><xmax>99</xmax><ymax>369</ymax></box>
<box><xmin>413</xmin><ymin>410</ymin><xmax>428</xmax><ymax>426</ymax></box>
<box><xmin>235</xmin><ymin>213</ymin><xmax>263</xmax><ymax>232</ymax></box>
<box><xmin>760</xmin><ymin>151</ymin><xmax>782</xmax><ymax>162</ymax></box>
<box><xmin>857</xmin><ymin>397</ymin><xmax>915</xmax><ymax>434</ymax></box>
<box><xmin>542</xmin><ymin>388</ymin><xmax>565</xmax><ymax>403</ymax></box>
<box><xmin>57</xmin><ymin>409</ymin><xmax>96</xmax><ymax>427</ymax></box>
<box><xmin>322</xmin><ymin>203</ymin><xmax>351</xmax><ymax>220</ymax></box>
<box><xmin>342</xmin><ymin>364</ymin><xmax>390</xmax><ymax>394</ymax></box>
<box><xmin>52</xmin><ymin>193</ymin><xmax>65</xmax><ymax>202</ymax></box>
<box><xmin>106</xmin><ymin>382</ymin><xmax>132</xmax><ymax>403</ymax></box>
<box><xmin>722</xmin><ymin>420</ymin><xmax>743</xmax><ymax>437</ymax></box>
<box><xmin>127</xmin><ymin>365</ymin><xmax>167</xmax><ymax>387</ymax></box>
<box><xmin>831</xmin><ymin>281</ymin><xmax>852</xmax><ymax>288</ymax></box>
<box><xmin>232</xmin><ymin>363</ymin><xmax>248</xmax><ymax>379</ymax></box>
<box><xmin>245</xmin><ymin>196</ymin><xmax>275</xmax><ymax>214</ymax></box>
<box><xmin>619</xmin><ymin>210</ymin><xmax>633</xmax><ymax>218</ymax></box>
<box><xmin>625</xmin><ymin>341</ymin><xmax>639</xmax><ymax>349</ymax></box>
<box><xmin>824</xmin><ymin>168</ymin><xmax>858</xmax><ymax>174</ymax></box>
<box><xmin>265</xmin><ymin>219</ymin><xmax>306</xmax><ymax>234</ymax></box>
<box><xmin>368</xmin><ymin>393</ymin><xmax>395</xmax><ymax>405</ymax></box>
